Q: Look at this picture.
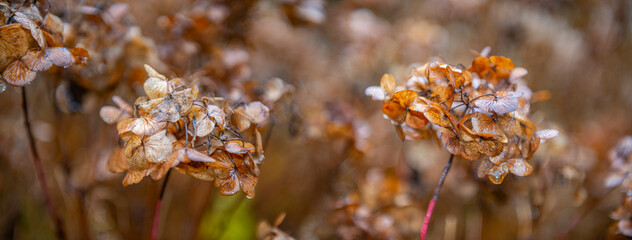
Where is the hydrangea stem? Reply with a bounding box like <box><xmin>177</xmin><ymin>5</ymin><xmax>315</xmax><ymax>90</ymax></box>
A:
<box><xmin>420</xmin><ymin>154</ymin><xmax>454</xmax><ymax>240</ymax></box>
<box><xmin>21</xmin><ymin>87</ymin><xmax>66</xmax><ymax>239</ymax></box>
<box><xmin>152</xmin><ymin>169</ymin><xmax>171</xmax><ymax>240</ymax></box>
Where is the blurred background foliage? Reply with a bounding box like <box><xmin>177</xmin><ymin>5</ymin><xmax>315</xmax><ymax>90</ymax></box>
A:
<box><xmin>0</xmin><ymin>0</ymin><xmax>631</xmax><ymax>239</ymax></box>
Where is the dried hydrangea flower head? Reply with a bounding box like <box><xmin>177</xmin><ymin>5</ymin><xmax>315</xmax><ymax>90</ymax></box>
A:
<box><xmin>367</xmin><ymin>53</ymin><xmax>557</xmax><ymax>184</ymax></box>
<box><xmin>101</xmin><ymin>65</ymin><xmax>269</xmax><ymax>198</ymax></box>
<box><xmin>0</xmin><ymin>2</ymin><xmax>88</xmax><ymax>90</ymax></box>
<box><xmin>607</xmin><ymin>136</ymin><xmax>632</xmax><ymax>236</ymax></box>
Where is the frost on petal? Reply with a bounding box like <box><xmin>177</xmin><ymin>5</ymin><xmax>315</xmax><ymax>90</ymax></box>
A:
<box><xmin>365</xmin><ymin>86</ymin><xmax>386</xmax><ymax>101</ymax></box>
<box><xmin>536</xmin><ymin>129</ymin><xmax>559</xmax><ymax>142</ymax></box>
<box><xmin>45</xmin><ymin>47</ymin><xmax>74</xmax><ymax>67</ymax></box>
<box><xmin>507</xmin><ymin>158</ymin><xmax>533</xmax><ymax>176</ymax></box>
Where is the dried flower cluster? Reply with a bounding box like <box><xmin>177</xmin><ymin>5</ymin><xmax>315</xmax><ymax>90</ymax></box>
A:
<box><xmin>101</xmin><ymin>65</ymin><xmax>270</xmax><ymax>198</ymax></box>
<box><xmin>367</xmin><ymin>52</ymin><xmax>558</xmax><ymax>184</ymax></box>
<box><xmin>0</xmin><ymin>2</ymin><xmax>87</xmax><ymax>90</ymax></box>
<box><xmin>607</xmin><ymin>136</ymin><xmax>632</xmax><ymax>236</ymax></box>
<box><xmin>324</xmin><ymin>169</ymin><xmax>421</xmax><ymax>239</ymax></box>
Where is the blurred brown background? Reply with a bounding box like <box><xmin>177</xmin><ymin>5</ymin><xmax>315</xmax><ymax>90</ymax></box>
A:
<box><xmin>0</xmin><ymin>0</ymin><xmax>631</xmax><ymax>239</ymax></box>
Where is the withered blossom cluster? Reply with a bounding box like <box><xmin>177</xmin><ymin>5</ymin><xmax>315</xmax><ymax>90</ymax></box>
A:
<box><xmin>606</xmin><ymin>136</ymin><xmax>632</xmax><ymax>236</ymax></box>
<box><xmin>367</xmin><ymin>53</ymin><xmax>558</xmax><ymax>184</ymax></box>
<box><xmin>100</xmin><ymin>65</ymin><xmax>270</xmax><ymax>198</ymax></box>
<box><xmin>0</xmin><ymin>2</ymin><xmax>87</xmax><ymax>90</ymax></box>
<box><xmin>307</xmin><ymin>169</ymin><xmax>421</xmax><ymax>239</ymax></box>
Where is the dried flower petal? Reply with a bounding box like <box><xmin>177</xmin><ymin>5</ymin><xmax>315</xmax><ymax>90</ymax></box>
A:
<box><xmin>2</xmin><ymin>60</ymin><xmax>36</xmax><ymax>86</ymax></box>
<box><xmin>473</xmin><ymin>91</ymin><xmax>522</xmax><ymax>114</ymax></box>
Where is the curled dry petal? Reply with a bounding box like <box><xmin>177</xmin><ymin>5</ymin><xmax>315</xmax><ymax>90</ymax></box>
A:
<box><xmin>144</xmin><ymin>64</ymin><xmax>166</xmax><ymax>80</ymax></box>
<box><xmin>415</xmin><ymin>101</ymin><xmax>452</xmax><ymax>128</ymax></box>
<box><xmin>225</xmin><ymin>140</ymin><xmax>255</xmax><ymax>154</ymax></box>
<box><xmin>45</xmin><ymin>47</ymin><xmax>74</xmax><ymax>67</ymax></box>
<box><xmin>382</xmin><ymin>90</ymin><xmax>418</xmax><ymax>122</ymax></box>
<box><xmin>123</xmin><ymin>169</ymin><xmax>149</xmax><ymax>186</ymax></box>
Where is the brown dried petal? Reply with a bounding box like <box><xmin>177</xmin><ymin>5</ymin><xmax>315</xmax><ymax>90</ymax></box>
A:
<box><xmin>225</xmin><ymin>141</ymin><xmax>255</xmax><ymax>154</ymax></box>
<box><xmin>382</xmin><ymin>101</ymin><xmax>406</xmax><ymax>123</ymax></box>
<box><xmin>2</xmin><ymin>60</ymin><xmax>36</xmax><ymax>86</ymax></box>
<box><xmin>233</xmin><ymin>106</ymin><xmax>252</xmax><ymax>132</ymax></box>
<box><xmin>144</xmin><ymin>64</ymin><xmax>166</xmax><ymax>80</ymax></box>
<box><xmin>416</xmin><ymin>102</ymin><xmax>452</xmax><ymax>128</ymax></box>
<box><xmin>245</xmin><ymin>101</ymin><xmax>270</xmax><ymax>125</ymax></box>
<box><xmin>144</xmin><ymin>77</ymin><xmax>169</xmax><ymax>99</ymax></box>
<box><xmin>117</xmin><ymin>117</ymin><xmax>166</xmax><ymax>138</ymax></box>
<box><xmin>100</xmin><ymin>106</ymin><xmax>131</xmax><ymax>124</ymax></box>
<box><xmin>0</xmin><ymin>24</ymin><xmax>30</xmax><ymax>68</ymax></box>
<box><xmin>21</xmin><ymin>49</ymin><xmax>51</xmax><ymax>71</ymax></box>
<box><xmin>13</xmin><ymin>12</ymin><xmax>45</xmax><ymax>48</ymax></box>
<box><xmin>143</xmin><ymin>131</ymin><xmax>173</xmax><ymax>163</ymax></box>
<box><xmin>43</xmin><ymin>13</ymin><xmax>63</xmax><ymax>36</ymax></box>
<box><xmin>217</xmin><ymin>172</ymin><xmax>240</xmax><ymax>196</ymax></box>
<box><xmin>122</xmin><ymin>169</ymin><xmax>148</xmax><ymax>186</ymax></box>
<box><xmin>380</xmin><ymin>73</ymin><xmax>396</xmax><ymax>97</ymax></box>
<box><xmin>477</xmin><ymin>159</ymin><xmax>494</xmax><ymax>178</ymax></box>
<box><xmin>106</xmin><ymin>147</ymin><xmax>128</xmax><ymax>173</ymax></box>
<box><xmin>69</xmin><ymin>48</ymin><xmax>89</xmax><ymax>65</ymax></box>
<box><xmin>440</xmin><ymin>130</ymin><xmax>461</xmax><ymax>156</ymax></box>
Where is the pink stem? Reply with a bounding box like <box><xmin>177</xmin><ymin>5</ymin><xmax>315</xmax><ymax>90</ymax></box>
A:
<box><xmin>151</xmin><ymin>170</ymin><xmax>171</xmax><ymax>240</ymax></box>
<box><xmin>420</xmin><ymin>154</ymin><xmax>454</xmax><ymax>240</ymax></box>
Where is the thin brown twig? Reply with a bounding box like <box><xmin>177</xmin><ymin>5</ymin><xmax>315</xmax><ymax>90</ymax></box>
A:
<box><xmin>22</xmin><ymin>87</ymin><xmax>66</xmax><ymax>239</ymax></box>
<box><xmin>420</xmin><ymin>154</ymin><xmax>455</xmax><ymax>240</ymax></box>
<box><xmin>151</xmin><ymin>169</ymin><xmax>172</xmax><ymax>240</ymax></box>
